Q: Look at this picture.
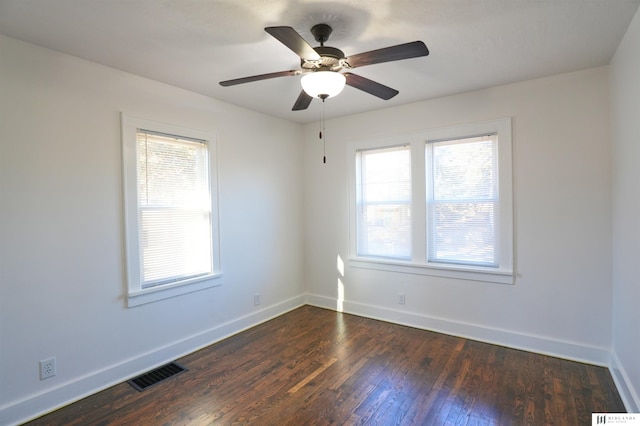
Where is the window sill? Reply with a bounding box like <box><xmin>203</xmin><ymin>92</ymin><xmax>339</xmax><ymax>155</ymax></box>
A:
<box><xmin>348</xmin><ymin>257</ymin><xmax>513</xmax><ymax>285</ymax></box>
<box><xmin>127</xmin><ymin>273</ymin><xmax>223</xmax><ymax>307</ymax></box>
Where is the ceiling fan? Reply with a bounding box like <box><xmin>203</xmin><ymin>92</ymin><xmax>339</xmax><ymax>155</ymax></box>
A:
<box><xmin>219</xmin><ymin>24</ymin><xmax>429</xmax><ymax>111</ymax></box>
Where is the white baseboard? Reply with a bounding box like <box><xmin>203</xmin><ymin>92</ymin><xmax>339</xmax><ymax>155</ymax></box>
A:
<box><xmin>4</xmin><ymin>294</ymin><xmax>629</xmax><ymax>425</ymax></box>
<box><xmin>0</xmin><ymin>295</ymin><xmax>305</xmax><ymax>426</ymax></box>
<box><xmin>610</xmin><ymin>352</ymin><xmax>640</xmax><ymax>412</ymax></box>
<box><xmin>305</xmin><ymin>293</ymin><xmax>611</xmax><ymax>366</ymax></box>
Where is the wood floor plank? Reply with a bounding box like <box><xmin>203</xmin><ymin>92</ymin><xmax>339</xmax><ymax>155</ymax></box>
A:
<box><xmin>24</xmin><ymin>306</ymin><xmax>626</xmax><ymax>425</ymax></box>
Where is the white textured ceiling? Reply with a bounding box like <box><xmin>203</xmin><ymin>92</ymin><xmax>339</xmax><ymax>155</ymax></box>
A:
<box><xmin>1</xmin><ymin>0</ymin><xmax>638</xmax><ymax>123</ymax></box>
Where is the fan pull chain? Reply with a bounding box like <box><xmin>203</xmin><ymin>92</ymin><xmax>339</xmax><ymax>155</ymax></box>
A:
<box><xmin>319</xmin><ymin>97</ymin><xmax>326</xmax><ymax>163</ymax></box>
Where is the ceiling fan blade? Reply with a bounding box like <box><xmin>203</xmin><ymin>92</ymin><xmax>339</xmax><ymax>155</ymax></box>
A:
<box><xmin>219</xmin><ymin>70</ymin><xmax>299</xmax><ymax>87</ymax></box>
<box><xmin>265</xmin><ymin>26</ymin><xmax>321</xmax><ymax>60</ymax></box>
<box><xmin>344</xmin><ymin>73</ymin><xmax>399</xmax><ymax>100</ymax></box>
<box><xmin>346</xmin><ymin>41</ymin><xmax>429</xmax><ymax>68</ymax></box>
<box><xmin>292</xmin><ymin>90</ymin><xmax>313</xmax><ymax>111</ymax></box>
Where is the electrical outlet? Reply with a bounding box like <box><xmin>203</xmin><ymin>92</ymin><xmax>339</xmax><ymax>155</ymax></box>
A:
<box><xmin>398</xmin><ymin>292</ymin><xmax>406</xmax><ymax>305</ymax></box>
<box><xmin>40</xmin><ymin>357</ymin><xmax>56</xmax><ymax>380</ymax></box>
<box><xmin>254</xmin><ymin>293</ymin><xmax>261</xmax><ymax>306</ymax></box>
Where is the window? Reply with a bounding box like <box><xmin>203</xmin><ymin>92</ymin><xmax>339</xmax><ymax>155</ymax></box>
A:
<box><xmin>356</xmin><ymin>146</ymin><xmax>412</xmax><ymax>259</ymax></box>
<box><xmin>426</xmin><ymin>135</ymin><xmax>498</xmax><ymax>267</ymax></box>
<box><xmin>122</xmin><ymin>114</ymin><xmax>222</xmax><ymax>306</ymax></box>
<box><xmin>349</xmin><ymin>118</ymin><xmax>513</xmax><ymax>284</ymax></box>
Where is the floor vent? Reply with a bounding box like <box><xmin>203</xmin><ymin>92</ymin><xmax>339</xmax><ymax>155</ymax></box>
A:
<box><xmin>127</xmin><ymin>362</ymin><xmax>188</xmax><ymax>392</ymax></box>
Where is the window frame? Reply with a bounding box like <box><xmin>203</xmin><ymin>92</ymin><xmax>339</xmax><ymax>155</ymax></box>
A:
<box><xmin>121</xmin><ymin>113</ymin><xmax>223</xmax><ymax>307</ymax></box>
<box><xmin>348</xmin><ymin>118</ymin><xmax>513</xmax><ymax>285</ymax></box>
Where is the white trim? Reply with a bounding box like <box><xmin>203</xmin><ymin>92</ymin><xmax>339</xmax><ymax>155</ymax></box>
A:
<box><xmin>305</xmin><ymin>293</ymin><xmax>611</xmax><ymax>366</ymax></box>
<box><xmin>2</xmin><ymin>295</ymin><xmax>624</xmax><ymax>425</ymax></box>
<box><xmin>120</xmin><ymin>113</ymin><xmax>223</xmax><ymax>307</ymax></box>
<box><xmin>347</xmin><ymin>118</ymin><xmax>514</xmax><ymax>285</ymax></box>
<box><xmin>348</xmin><ymin>257</ymin><xmax>514</xmax><ymax>284</ymax></box>
<box><xmin>126</xmin><ymin>273</ymin><xmax>223</xmax><ymax>307</ymax></box>
<box><xmin>0</xmin><ymin>296</ymin><xmax>306</xmax><ymax>426</ymax></box>
<box><xmin>610</xmin><ymin>351</ymin><xmax>640</xmax><ymax>412</ymax></box>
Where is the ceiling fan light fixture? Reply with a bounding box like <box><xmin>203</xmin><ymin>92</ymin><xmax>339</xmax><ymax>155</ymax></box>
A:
<box><xmin>220</xmin><ymin>25</ymin><xmax>429</xmax><ymax>111</ymax></box>
<box><xmin>301</xmin><ymin>71</ymin><xmax>346</xmax><ymax>99</ymax></box>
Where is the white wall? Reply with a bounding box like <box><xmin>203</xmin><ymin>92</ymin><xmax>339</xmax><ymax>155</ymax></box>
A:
<box><xmin>2</xmin><ymin>13</ymin><xmax>638</xmax><ymax>421</ymax></box>
<box><xmin>0</xmin><ymin>35</ymin><xmax>304</xmax><ymax>424</ymax></box>
<box><xmin>303</xmin><ymin>66</ymin><xmax>613</xmax><ymax>365</ymax></box>
<box><xmin>611</xmin><ymin>7</ymin><xmax>640</xmax><ymax>412</ymax></box>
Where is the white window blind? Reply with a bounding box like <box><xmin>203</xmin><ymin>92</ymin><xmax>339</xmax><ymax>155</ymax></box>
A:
<box><xmin>136</xmin><ymin>130</ymin><xmax>213</xmax><ymax>287</ymax></box>
<box><xmin>426</xmin><ymin>134</ymin><xmax>498</xmax><ymax>266</ymax></box>
<box><xmin>356</xmin><ymin>145</ymin><xmax>411</xmax><ymax>259</ymax></box>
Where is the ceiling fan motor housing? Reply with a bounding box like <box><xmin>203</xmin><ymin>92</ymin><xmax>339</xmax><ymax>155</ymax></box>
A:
<box><xmin>298</xmin><ymin>24</ymin><xmax>347</xmax><ymax>71</ymax></box>
<box><xmin>302</xmin><ymin>46</ymin><xmax>346</xmax><ymax>70</ymax></box>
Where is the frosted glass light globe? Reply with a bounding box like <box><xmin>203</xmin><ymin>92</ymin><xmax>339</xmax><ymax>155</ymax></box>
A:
<box><xmin>301</xmin><ymin>71</ymin><xmax>346</xmax><ymax>99</ymax></box>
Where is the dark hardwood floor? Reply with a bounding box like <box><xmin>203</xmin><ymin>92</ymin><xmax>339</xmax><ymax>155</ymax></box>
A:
<box><xmin>25</xmin><ymin>305</ymin><xmax>625</xmax><ymax>425</ymax></box>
